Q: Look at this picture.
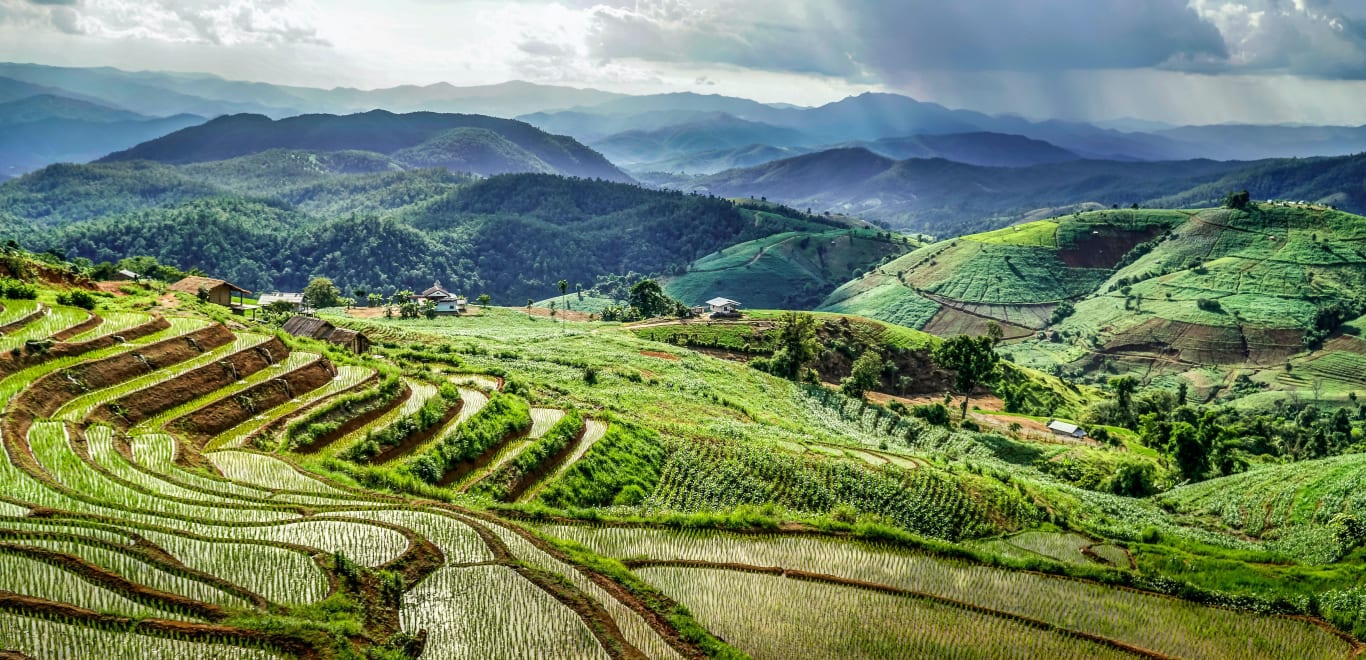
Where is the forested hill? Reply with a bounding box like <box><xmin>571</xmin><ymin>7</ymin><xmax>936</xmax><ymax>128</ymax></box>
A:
<box><xmin>10</xmin><ymin>172</ymin><xmax>844</xmax><ymax>302</ymax></box>
<box><xmin>98</xmin><ymin>110</ymin><xmax>633</xmax><ymax>182</ymax></box>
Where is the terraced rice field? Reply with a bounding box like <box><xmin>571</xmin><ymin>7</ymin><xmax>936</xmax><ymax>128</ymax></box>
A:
<box><xmin>0</xmin><ymin>305</ymin><xmax>90</xmax><ymax>352</ymax></box>
<box><xmin>322</xmin><ymin>379</ymin><xmax>439</xmax><ymax>458</ymax></box>
<box><xmin>63</xmin><ymin>311</ymin><xmax>154</xmax><ymax>343</ymax></box>
<box><xmin>0</xmin><ymin>305</ymin><xmax>1355</xmax><ymax>657</ymax></box>
<box><xmin>540</xmin><ymin>525</ymin><xmax>1352</xmax><ymax>660</ymax></box>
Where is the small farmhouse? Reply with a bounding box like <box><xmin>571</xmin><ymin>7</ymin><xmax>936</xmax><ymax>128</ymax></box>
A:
<box><xmin>412</xmin><ymin>280</ymin><xmax>466</xmax><ymax>315</ymax></box>
<box><xmin>706</xmin><ymin>297</ymin><xmax>742</xmax><ymax>317</ymax></box>
<box><xmin>281</xmin><ymin>316</ymin><xmax>372</xmax><ymax>353</ymax></box>
<box><xmin>1046</xmin><ymin>420</ymin><xmax>1087</xmax><ymax>439</ymax></box>
<box><xmin>258</xmin><ymin>292</ymin><xmax>306</xmax><ymax>311</ymax></box>
<box><xmin>112</xmin><ymin>269</ymin><xmax>142</xmax><ymax>282</ymax></box>
<box><xmin>168</xmin><ymin>276</ymin><xmax>252</xmax><ymax>311</ymax></box>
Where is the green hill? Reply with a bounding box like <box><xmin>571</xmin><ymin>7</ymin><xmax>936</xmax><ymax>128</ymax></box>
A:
<box><xmin>825</xmin><ymin>204</ymin><xmax>1366</xmax><ymax>402</ymax></box>
<box><xmin>663</xmin><ymin>228</ymin><xmax>917</xmax><ymax>309</ymax></box>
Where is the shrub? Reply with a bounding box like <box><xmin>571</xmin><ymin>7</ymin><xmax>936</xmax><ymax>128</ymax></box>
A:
<box><xmin>0</xmin><ymin>278</ymin><xmax>38</xmax><ymax>300</ymax></box>
<box><xmin>1196</xmin><ymin>298</ymin><xmax>1223</xmax><ymax>313</ymax></box>
<box><xmin>911</xmin><ymin>403</ymin><xmax>951</xmax><ymax>426</ymax></box>
<box><xmin>56</xmin><ymin>290</ymin><xmax>97</xmax><ymax>310</ymax></box>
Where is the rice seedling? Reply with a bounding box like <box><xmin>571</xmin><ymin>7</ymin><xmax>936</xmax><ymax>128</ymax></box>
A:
<box><xmin>0</xmin><ymin>549</ymin><xmax>198</xmax><ymax>620</ymax></box>
<box><xmin>448</xmin><ymin>374</ymin><xmax>501</xmax><ymax>391</ymax></box>
<box><xmin>0</xmin><ymin>610</ymin><xmax>283</xmax><ymax>659</ymax></box>
<box><xmin>207</xmin><ymin>450</ymin><xmax>346</xmax><ymax>495</ymax></box>
<box><xmin>28</xmin><ymin>422</ymin><xmax>296</xmax><ymax>523</ymax></box>
<box><xmin>86</xmin><ymin>426</ymin><xmax>243</xmax><ymax>506</ymax></box>
<box><xmin>527</xmin><ymin>408</ymin><xmax>565</xmax><ymax>439</ymax></box>
<box><xmin>0</xmin><ymin>299</ymin><xmax>40</xmax><ymax>326</ymax></box>
<box><xmin>63</xmin><ymin>312</ymin><xmax>155</xmax><ymax>344</ymax></box>
<box><xmin>208</xmin><ymin>365</ymin><xmax>374</xmax><ymax>451</ymax></box>
<box><xmin>131</xmin><ymin>434</ymin><xmax>273</xmax><ymax>500</ymax></box>
<box><xmin>482</xmin><ymin>521</ymin><xmax>682</xmax><ymax>660</ymax></box>
<box><xmin>15</xmin><ymin>538</ymin><xmax>252</xmax><ymax>609</ymax></box>
<box><xmin>1004</xmin><ymin>531</ymin><xmax>1094</xmax><ymax>565</ymax></box>
<box><xmin>132</xmin><ymin>528</ymin><xmax>329</xmax><ymax>605</ymax></box>
<box><xmin>639</xmin><ymin>566</ymin><xmax>1136</xmax><ymax>660</ymax></box>
<box><xmin>329</xmin><ymin>509</ymin><xmax>492</xmax><ymax>563</ymax></box>
<box><xmin>403</xmin><ymin>564</ymin><xmax>609</xmax><ymax>660</ymax></box>
<box><xmin>542</xmin><ymin>526</ymin><xmax>1351</xmax><ymax>660</ymax></box>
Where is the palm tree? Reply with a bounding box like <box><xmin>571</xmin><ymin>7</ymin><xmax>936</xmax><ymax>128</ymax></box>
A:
<box><xmin>557</xmin><ymin>279</ymin><xmax>570</xmax><ymax>310</ymax></box>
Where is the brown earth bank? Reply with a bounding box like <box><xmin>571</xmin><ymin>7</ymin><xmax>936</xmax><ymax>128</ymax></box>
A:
<box><xmin>436</xmin><ymin>426</ymin><xmax>531</xmax><ymax>487</ymax></box>
<box><xmin>1104</xmin><ymin>318</ymin><xmax>1305</xmax><ymax>366</ymax></box>
<box><xmin>497</xmin><ymin>421</ymin><xmax>588</xmax><ymax>500</ymax></box>
<box><xmin>1058</xmin><ymin>226</ymin><xmax>1165</xmax><ymax>269</ymax></box>
<box><xmin>169</xmin><ymin>358</ymin><xmax>336</xmax><ymax>448</ymax></box>
<box><xmin>48</xmin><ymin>313</ymin><xmax>99</xmax><ymax>341</ymax></box>
<box><xmin>294</xmin><ymin>382</ymin><xmax>411</xmax><ymax>454</ymax></box>
<box><xmin>369</xmin><ymin>401</ymin><xmax>461</xmax><ymax>465</ymax></box>
<box><xmin>922</xmin><ymin>305</ymin><xmax>1035</xmax><ymax>340</ymax></box>
<box><xmin>2</xmin><ymin>325</ymin><xmax>234</xmax><ymax>443</ymax></box>
<box><xmin>0</xmin><ymin>260</ymin><xmax>97</xmax><ymax>291</ymax></box>
<box><xmin>88</xmin><ymin>337</ymin><xmax>289</xmax><ymax>429</ymax></box>
<box><xmin>237</xmin><ymin>370</ymin><xmax>379</xmax><ymax>450</ymax></box>
<box><xmin>0</xmin><ymin>304</ymin><xmax>44</xmax><ymax>334</ymax></box>
<box><xmin>0</xmin><ymin>316</ymin><xmax>169</xmax><ymax>379</ymax></box>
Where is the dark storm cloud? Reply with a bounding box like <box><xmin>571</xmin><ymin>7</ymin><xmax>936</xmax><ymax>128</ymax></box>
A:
<box><xmin>848</xmin><ymin>0</ymin><xmax>1228</xmax><ymax>74</ymax></box>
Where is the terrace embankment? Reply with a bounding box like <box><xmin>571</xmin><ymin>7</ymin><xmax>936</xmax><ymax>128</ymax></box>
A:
<box><xmin>169</xmin><ymin>357</ymin><xmax>336</xmax><ymax>448</ymax></box>
<box><xmin>88</xmin><ymin>337</ymin><xmax>290</xmax><ymax>429</ymax></box>
<box><xmin>1103</xmin><ymin>318</ymin><xmax>1304</xmax><ymax>366</ymax></box>
<box><xmin>0</xmin><ymin>316</ymin><xmax>170</xmax><ymax>378</ymax></box>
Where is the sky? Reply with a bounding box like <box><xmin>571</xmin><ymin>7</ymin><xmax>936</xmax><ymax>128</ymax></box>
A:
<box><xmin>1</xmin><ymin>0</ymin><xmax>1365</xmax><ymax>125</ymax></box>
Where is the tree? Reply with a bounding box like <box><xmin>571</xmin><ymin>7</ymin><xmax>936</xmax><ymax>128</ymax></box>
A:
<box><xmin>840</xmin><ymin>350</ymin><xmax>882</xmax><ymax>400</ymax></box>
<box><xmin>1224</xmin><ymin>190</ymin><xmax>1251</xmax><ymax>210</ymax></box>
<box><xmin>1167</xmin><ymin>421</ymin><xmax>1209</xmax><ymax>481</ymax></box>
<box><xmin>557</xmin><ymin>279</ymin><xmax>570</xmax><ymax>310</ymax></box>
<box><xmin>304</xmin><ymin>277</ymin><xmax>342</xmax><ymax>309</ymax></box>
<box><xmin>628</xmin><ymin>279</ymin><xmax>673</xmax><ymax>319</ymax></box>
<box><xmin>477</xmin><ymin>294</ymin><xmax>491</xmax><ymax>306</ymax></box>
<box><xmin>1109</xmin><ymin>376</ymin><xmax>1139</xmax><ymax>425</ymax></box>
<box><xmin>768</xmin><ymin>312</ymin><xmax>820</xmax><ymax>380</ymax></box>
<box><xmin>932</xmin><ymin>335</ymin><xmax>1000</xmax><ymax>418</ymax></box>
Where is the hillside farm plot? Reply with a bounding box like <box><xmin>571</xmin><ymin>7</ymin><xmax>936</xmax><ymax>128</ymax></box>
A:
<box><xmin>14</xmin><ymin>538</ymin><xmax>252</xmax><ymax>609</ymax></box>
<box><xmin>403</xmin><ymin>565</ymin><xmax>609</xmax><ymax>660</ymax></box>
<box><xmin>323</xmin><ymin>379</ymin><xmax>440</xmax><ymax>459</ymax></box>
<box><xmin>207</xmin><ymin>450</ymin><xmax>348</xmax><ymax>495</ymax></box>
<box><xmin>541</xmin><ymin>526</ymin><xmax>1351</xmax><ymax>660</ymax></box>
<box><xmin>131</xmin><ymin>527</ymin><xmax>329</xmax><ymax>605</ymax></box>
<box><xmin>135</xmin><ymin>349</ymin><xmax>321</xmax><ymax>432</ymax></box>
<box><xmin>0</xmin><ymin>610</ymin><xmax>284</xmax><ymax>659</ymax></box>
<box><xmin>640</xmin><ymin>566</ymin><xmax>1135</xmax><ymax>660</ymax></box>
<box><xmin>208</xmin><ymin>364</ymin><xmax>375</xmax><ymax>450</ymax></box>
<box><xmin>0</xmin><ymin>299</ymin><xmax>40</xmax><ymax>326</ymax></box>
<box><xmin>968</xmin><ymin>220</ymin><xmax>1059</xmax><ymax>247</ymax></box>
<box><xmin>63</xmin><ymin>311</ymin><xmax>154</xmax><ymax>343</ymax></box>
<box><xmin>519</xmin><ymin>419</ymin><xmax>607</xmax><ymax>502</ymax></box>
<box><xmin>0</xmin><ymin>305</ymin><xmax>90</xmax><ymax>352</ymax></box>
<box><xmin>54</xmin><ymin>332</ymin><xmax>273</xmax><ymax>422</ymax></box>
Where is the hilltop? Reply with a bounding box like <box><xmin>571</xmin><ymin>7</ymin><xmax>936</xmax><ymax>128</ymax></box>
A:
<box><xmin>825</xmin><ymin>203</ymin><xmax>1366</xmax><ymax>404</ymax></box>
<box><xmin>98</xmin><ymin>110</ymin><xmax>632</xmax><ymax>182</ymax></box>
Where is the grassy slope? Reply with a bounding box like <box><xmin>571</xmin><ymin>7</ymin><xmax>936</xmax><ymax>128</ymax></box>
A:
<box><xmin>662</xmin><ymin>228</ymin><xmax>916</xmax><ymax>309</ymax></box>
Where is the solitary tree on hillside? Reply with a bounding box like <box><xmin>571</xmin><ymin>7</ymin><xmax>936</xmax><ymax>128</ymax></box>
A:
<box><xmin>769</xmin><ymin>312</ymin><xmax>820</xmax><ymax>380</ymax></box>
<box><xmin>840</xmin><ymin>350</ymin><xmax>883</xmax><ymax>400</ymax></box>
<box><xmin>932</xmin><ymin>334</ymin><xmax>1000</xmax><ymax>419</ymax></box>
<box><xmin>557</xmin><ymin>279</ymin><xmax>570</xmax><ymax>310</ymax></box>
<box><xmin>1109</xmin><ymin>375</ymin><xmax>1139</xmax><ymax>424</ymax></box>
<box><xmin>304</xmin><ymin>277</ymin><xmax>342</xmax><ymax>309</ymax></box>
<box><xmin>477</xmin><ymin>294</ymin><xmax>491</xmax><ymax>306</ymax></box>
<box><xmin>1224</xmin><ymin>190</ymin><xmax>1251</xmax><ymax>210</ymax></box>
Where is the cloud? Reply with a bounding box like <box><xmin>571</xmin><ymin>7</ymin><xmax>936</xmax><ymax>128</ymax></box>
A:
<box><xmin>585</xmin><ymin>0</ymin><xmax>864</xmax><ymax>79</ymax></box>
<box><xmin>1190</xmin><ymin>0</ymin><xmax>1366</xmax><ymax>78</ymax></box>
<box><xmin>5</xmin><ymin>0</ymin><xmax>330</xmax><ymax>47</ymax></box>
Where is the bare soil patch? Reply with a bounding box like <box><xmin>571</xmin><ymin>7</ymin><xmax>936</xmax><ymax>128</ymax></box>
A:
<box><xmin>639</xmin><ymin>350</ymin><xmax>680</xmax><ymax>361</ymax></box>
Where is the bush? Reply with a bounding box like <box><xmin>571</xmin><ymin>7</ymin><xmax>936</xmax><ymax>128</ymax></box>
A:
<box><xmin>911</xmin><ymin>403</ymin><xmax>951</xmax><ymax>426</ymax></box>
<box><xmin>0</xmin><ymin>278</ymin><xmax>37</xmax><ymax>300</ymax></box>
<box><xmin>1196</xmin><ymin>298</ymin><xmax>1223</xmax><ymax>313</ymax></box>
<box><xmin>56</xmin><ymin>290</ymin><xmax>97</xmax><ymax>310</ymax></box>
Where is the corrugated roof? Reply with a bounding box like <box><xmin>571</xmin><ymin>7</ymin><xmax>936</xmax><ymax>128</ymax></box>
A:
<box><xmin>259</xmin><ymin>292</ymin><xmax>304</xmax><ymax>305</ymax></box>
<box><xmin>168</xmin><ymin>276</ymin><xmax>251</xmax><ymax>295</ymax></box>
<box><xmin>281</xmin><ymin>316</ymin><xmax>334</xmax><ymax>339</ymax></box>
<box><xmin>706</xmin><ymin>297</ymin><xmax>740</xmax><ymax>307</ymax></box>
<box><xmin>1047</xmin><ymin>420</ymin><xmax>1081</xmax><ymax>434</ymax></box>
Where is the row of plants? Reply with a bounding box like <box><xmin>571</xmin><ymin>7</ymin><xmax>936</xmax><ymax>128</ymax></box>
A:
<box><xmin>468</xmin><ymin>410</ymin><xmax>584</xmax><ymax>501</ymax></box>
<box><xmin>403</xmin><ymin>394</ymin><xmax>531</xmax><ymax>485</ymax></box>
<box><xmin>339</xmin><ymin>382</ymin><xmax>460</xmax><ymax>462</ymax></box>
<box><xmin>280</xmin><ymin>373</ymin><xmax>402</xmax><ymax>451</ymax></box>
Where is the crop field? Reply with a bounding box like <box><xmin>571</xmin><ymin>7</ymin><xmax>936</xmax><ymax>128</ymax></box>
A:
<box><xmin>540</xmin><ymin>525</ymin><xmax>1351</xmax><ymax>659</ymax></box>
<box><xmin>0</xmin><ymin>305</ymin><xmax>90</xmax><ymax>352</ymax></box>
<box><xmin>0</xmin><ymin>299</ymin><xmax>40</xmax><ymax>326</ymax></box>
<box><xmin>0</xmin><ymin>265</ymin><xmax>1361</xmax><ymax>657</ymax></box>
<box><xmin>968</xmin><ymin>220</ymin><xmax>1059</xmax><ymax>247</ymax></box>
<box><xmin>63</xmin><ymin>311</ymin><xmax>154</xmax><ymax>343</ymax></box>
<box><xmin>641</xmin><ymin>566</ymin><xmax>1135</xmax><ymax>659</ymax></box>
<box><xmin>208</xmin><ymin>364</ymin><xmax>375</xmax><ymax>450</ymax></box>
